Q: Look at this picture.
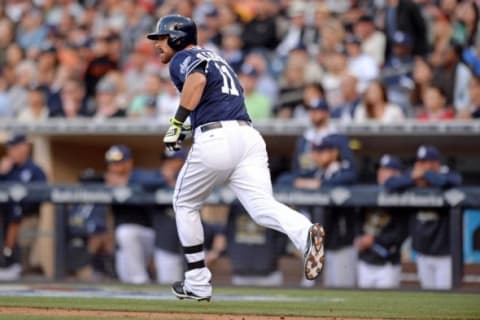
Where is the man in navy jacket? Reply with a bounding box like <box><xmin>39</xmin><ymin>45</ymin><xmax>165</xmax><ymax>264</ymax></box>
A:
<box><xmin>385</xmin><ymin>145</ymin><xmax>462</xmax><ymax>289</ymax></box>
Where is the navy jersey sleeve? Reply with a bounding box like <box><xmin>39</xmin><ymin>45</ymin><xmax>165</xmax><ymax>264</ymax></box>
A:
<box><xmin>383</xmin><ymin>172</ymin><xmax>415</xmax><ymax>192</ymax></box>
<box><xmin>169</xmin><ymin>51</ymin><xmax>207</xmax><ymax>92</ymax></box>
<box><xmin>321</xmin><ymin>161</ymin><xmax>357</xmax><ymax>187</ymax></box>
<box><xmin>423</xmin><ymin>168</ymin><xmax>462</xmax><ymax>189</ymax></box>
<box><xmin>129</xmin><ymin>169</ymin><xmax>170</xmax><ymax>190</ymax></box>
<box><xmin>32</xmin><ymin>165</ymin><xmax>47</xmax><ymax>182</ymax></box>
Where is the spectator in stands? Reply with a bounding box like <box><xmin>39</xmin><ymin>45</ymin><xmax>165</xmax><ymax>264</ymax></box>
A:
<box><xmin>321</xmin><ymin>48</ymin><xmax>349</xmax><ymax>110</ymax></box>
<box><xmin>122</xmin><ymin>39</ymin><xmax>160</xmax><ymax>101</ymax></box>
<box><xmin>17</xmin><ymin>84</ymin><xmax>49</xmax><ymax>122</ymax></box>
<box><xmin>4</xmin><ymin>43</ymin><xmax>25</xmax><ymax>85</ymax></box>
<box><xmin>156</xmin><ymin>71</ymin><xmax>181</xmax><ymax>123</ymax></box>
<box><xmin>355</xmin><ymin>154</ymin><xmax>409</xmax><ymax>289</ymax></box>
<box><xmin>225</xmin><ymin>202</ymin><xmax>287</xmax><ymax>286</ymax></box>
<box><xmin>128</xmin><ymin>72</ymin><xmax>162</xmax><ymax>118</ymax></box>
<box><xmin>430</xmin><ymin>41</ymin><xmax>471</xmax><ymax>112</ymax></box>
<box><xmin>8</xmin><ymin>60</ymin><xmax>38</xmax><ymax>117</ymax></box>
<box><xmin>241</xmin><ymin>0</ymin><xmax>279</xmax><ymax>52</ymax></box>
<box><xmin>331</xmin><ymin>74</ymin><xmax>361</xmax><ymax>123</ymax></box>
<box><xmin>354</xmin><ymin>15</ymin><xmax>386</xmax><ymax>66</ymax></box>
<box><xmin>219</xmin><ymin>24</ymin><xmax>244</xmax><ymax>72</ymax></box>
<box><xmin>416</xmin><ymin>85</ymin><xmax>455</xmax><ymax>120</ymax></box>
<box><xmin>344</xmin><ymin>35</ymin><xmax>379</xmax><ymax>93</ymax></box>
<box><xmin>93</xmin><ymin>78</ymin><xmax>126</xmax><ymax>119</ymax></box>
<box><xmin>276</xmin><ymin>47</ymin><xmax>309</xmax><ymax>118</ymax></box>
<box><xmin>0</xmin><ymin>133</ymin><xmax>47</xmax><ymax>280</ymax></box>
<box><xmin>294</xmin><ymin>134</ymin><xmax>357</xmax><ymax>288</ymax></box>
<box><xmin>196</xmin><ymin>22</ymin><xmax>220</xmax><ymax>54</ymax></box>
<box><xmin>411</xmin><ymin>57</ymin><xmax>434</xmax><ymax>111</ymax></box>
<box><xmin>383</xmin><ymin>31</ymin><xmax>415</xmax><ymax>114</ymax></box>
<box><xmin>384</xmin><ymin>0</ymin><xmax>428</xmax><ymax>59</ymax></box>
<box><xmin>319</xmin><ymin>19</ymin><xmax>345</xmax><ymax>54</ymax></box>
<box><xmin>354</xmin><ymin>81</ymin><xmax>405</xmax><ymax>123</ymax></box>
<box><xmin>276</xmin><ymin>2</ymin><xmax>308</xmax><ymax>59</ymax></box>
<box><xmin>239</xmin><ymin>64</ymin><xmax>271</xmax><ymax>120</ymax></box>
<box><xmin>15</xmin><ymin>7</ymin><xmax>48</xmax><ymax>52</ymax></box>
<box><xmin>48</xmin><ymin>77</ymin><xmax>91</xmax><ymax>118</ymax></box>
<box><xmin>458</xmin><ymin>74</ymin><xmax>480</xmax><ymax>119</ymax></box>
<box><xmin>243</xmin><ymin>52</ymin><xmax>278</xmax><ymax>104</ymax></box>
<box><xmin>119</xmin><ymin>1</ymin><xmax>154</xmax><ymax>64</ymax></box>
<box><xmin>0</xmin><ymin>71</ymin><xmax>12</xmax><ymax>117</ymax></box>
<box><xmin>386</xmin><ymin>145</ymin><xmax>462</xmax><ymax>290</ymax></box>
<box><xmin>84</xmin><ymin>32</ymin><xmax>119</xmax><ymax>98</ymax></box>
<box><xmin>451</xmin><ymin>1</ymin><xmax>479</xmax><ymax>47</ymax></box>
<box><xmin>36</xmin><ymin>45</ymin><xmax>59</xmax><ymax>89</ymax></box>
<box><xmin>0</xmin><ymin>19</ymin><xmax>15</xmax><ymax>65</ymax></box>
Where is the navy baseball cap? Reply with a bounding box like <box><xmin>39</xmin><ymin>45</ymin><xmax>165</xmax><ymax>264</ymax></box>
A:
<box><xmin>240</xmin><ymin>64</ymin><xmax>259</xmax><ymax>77</ymax></box>
<box><xmin>308</xmin><ymin>99</ymin><xmax>329</xmax><ymax>112</ymax></box>
<box><xmin>105</xmin><ymin>145</ymin><xmax>132</xmax><ymax>163</ymax></box>
<box><xmin>313</xmin><ymin>135</ymin><xmax>339</xmax><ymax>151</ymax></box>
<box><xmin>5</xmin><ymin>133</ymin><xmax>27</xmax><ymax>147</ymax></box>
<box><xmin>416</xmin><ymin>145</ymin><xmax>441</xmax><ymax>162</ymax></box>
<box><xmin>392</xmin><ymin>31</ymin><xmax>413</xmax><ymax>46</ymax></box>
<box><xmin>379</xmin><ymin>154</ymin><xmax>402</xmax><ymax>170</ymax></box>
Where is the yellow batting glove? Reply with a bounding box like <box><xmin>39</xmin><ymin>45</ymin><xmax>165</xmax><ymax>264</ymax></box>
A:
<box><xmin>164</xmin><ymin>118</ymin><xmax>184</xmax><ymax>151</ymax></box>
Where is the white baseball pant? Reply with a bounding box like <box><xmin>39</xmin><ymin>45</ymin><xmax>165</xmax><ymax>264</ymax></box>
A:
<box><xmin>323</xmin><ymin>246</ymin><xmax>357</xmax><ymax>288</ymax></box>
<box><xmin>357</xmin><ymin>260</ymin><xmax>402</xmax><ymax>288</ymax></box>
<box><xmin>115</xmin><ymin>224</ymin><xmax>154</xmax><ymax>284</ymax></box>
<box><xmin>416</xmin><ymin>254</ymin><xmax>452</xmax><ymax>290</ymax></box>
<box><xmin>173</xmin><ymin>121</ymin><xmax>312</xmax><ymax>297</ymax></box>
<box><xmin>154</xmin><ymin>248</ymin><xmax>183</xmax><ymax>284</ymax></box>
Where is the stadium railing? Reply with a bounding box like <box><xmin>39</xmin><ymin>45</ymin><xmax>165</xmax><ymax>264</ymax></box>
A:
<box><xmin>0</xmin><ymin>183</ymin><xmax>477</xmax><ymax>288</ymax></box>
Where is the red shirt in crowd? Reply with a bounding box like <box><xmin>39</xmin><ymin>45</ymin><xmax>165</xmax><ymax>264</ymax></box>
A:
<box><xmin>416</xmin><ymin>108</ymin><xmax>455</xmax><ymax>121</ymax></box>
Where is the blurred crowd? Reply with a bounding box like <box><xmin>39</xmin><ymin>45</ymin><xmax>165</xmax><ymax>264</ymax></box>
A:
<box><xmin>1</xmin><ymin>0</ymin><xmax>480</xmax><ymax>122</ymax></box>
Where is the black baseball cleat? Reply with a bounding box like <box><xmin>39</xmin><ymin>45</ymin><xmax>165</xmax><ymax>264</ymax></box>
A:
<box><xmin>304</xmin><ymin>223</ymin><xmax>325</xmax><ymax>280</ymax></box>
<box><xmin>171</xmin><ymin>281</ymin><xmax>211</xmax><ymax>302</ymax></box>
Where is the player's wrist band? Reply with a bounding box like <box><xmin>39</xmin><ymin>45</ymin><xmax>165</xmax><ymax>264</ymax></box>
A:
<box><xmin>174</xmin><ymin>105</ymin><xmax>191</xmax><ymax>124</ymax></box>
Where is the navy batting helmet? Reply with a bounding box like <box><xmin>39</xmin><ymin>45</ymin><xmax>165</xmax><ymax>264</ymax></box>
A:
<box><xmin>147</xmin><ymin>15</ymin><xmax>197</xmax><ymax>51</ymax></box>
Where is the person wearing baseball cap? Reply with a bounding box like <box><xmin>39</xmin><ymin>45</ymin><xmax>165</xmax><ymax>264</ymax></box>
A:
<box><xmin>105</xmin><ymin>144</ymin><xmax>153</xmax><ymax>284</ymax></box>
<box><xmin>239</xmin><ymin>64</ymin><xmax>271</xmax><ymax>120</ymax></box>
<box><xmin>104</xmin><ymin>144</ymin><xmax>184</xmax><ymax>285</ymax></box>
<box><xmin>383</xmin><ymin>145</ymin><xmax>462</xmax><ymax>290</ymax></box>
<box><xmin>355</xmin><ymin>154</ymin><xmax>409</xmax><ymax>289</ymax></box>
<box><xmin>0</xmin><ymin>133</ymin><xmax>47</xmax><ymax>280</ymax></box>
<box><xmin>294</xmin><ymin>134</ymin><xmax>358</xmax><ymax>288</ymax></box>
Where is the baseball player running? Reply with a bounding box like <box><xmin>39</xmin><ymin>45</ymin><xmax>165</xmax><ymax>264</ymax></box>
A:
<box><xmin>147</xmin><ymin>14</ymin><xmax>325</xmax><ymax>301</ymax></box>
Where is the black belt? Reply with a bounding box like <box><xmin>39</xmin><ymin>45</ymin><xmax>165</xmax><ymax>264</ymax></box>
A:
<box><xmin>200</xmin><ymin>120</ymin><xmax>250</xmax><ymax>133</ymax></box>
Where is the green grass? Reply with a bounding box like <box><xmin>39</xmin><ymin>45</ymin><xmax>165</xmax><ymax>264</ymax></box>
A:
<box><xmin>0</xmin><ymin>286</ymin><xmax>479</xmax><ymax>319</ymax></box>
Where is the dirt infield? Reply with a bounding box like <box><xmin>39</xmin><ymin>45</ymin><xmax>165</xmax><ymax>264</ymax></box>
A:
<box><xmin>0</xmin><ymin>307</ymin><xmax>374</xmax><ymax>320</ymax></box>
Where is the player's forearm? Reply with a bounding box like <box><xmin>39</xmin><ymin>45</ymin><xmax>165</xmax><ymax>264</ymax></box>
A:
<box><xmin>179</xmin><ymin>73</ymin><xmax>207</xmax><ymax>111</ymax></box>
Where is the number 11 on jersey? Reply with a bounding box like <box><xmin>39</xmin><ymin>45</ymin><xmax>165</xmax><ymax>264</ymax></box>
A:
<box><xmin>214</xmin><ymin>62</ymin><xmax>239</xmax><ymax>96</ymax></box>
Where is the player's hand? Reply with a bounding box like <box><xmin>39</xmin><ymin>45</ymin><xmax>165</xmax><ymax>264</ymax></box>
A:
<box><xmin>354</xmin><ymin>234</ymin><xmax>374</xmax><ymax>251</ymax></box>
<box><xmin>164</xmin><ymin>118</ymin><xmax>184</xmax><ymax>151</ymax></box>
<box><xmin>178</xmin><ymin>124</ymin><xmax>192</xmax><ymax>143</ymax></box>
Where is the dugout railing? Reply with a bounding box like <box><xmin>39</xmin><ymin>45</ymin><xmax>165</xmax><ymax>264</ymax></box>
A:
<box><xmin>0</xmin><ymin>183</ymin><xmax>478</xmax><ymax>288</ymax></box>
